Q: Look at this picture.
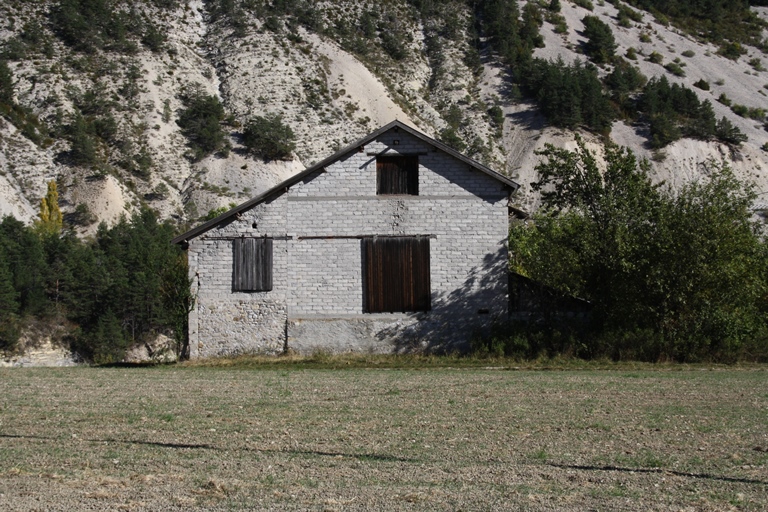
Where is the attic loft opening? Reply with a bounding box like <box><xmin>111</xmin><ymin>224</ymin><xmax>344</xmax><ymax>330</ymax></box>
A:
<box><xmin>376</xmin><ymin>155</ymin><xmax>418</xmax><ymax>195</ymax></box>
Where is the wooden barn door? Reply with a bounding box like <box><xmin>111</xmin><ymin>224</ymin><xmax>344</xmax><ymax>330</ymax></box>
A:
<box><xmin>364</xmin><ymin>236</ymin><xmax>430</xmax><ymax>312</ymax></box>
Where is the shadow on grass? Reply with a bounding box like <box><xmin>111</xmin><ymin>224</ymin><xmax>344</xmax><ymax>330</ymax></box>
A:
<box><xmin>0</xmin><ymin>433</ymin><xmax>417</xmax><ymax>463</ymax></box>
<box><xmin>547</xmin><ymin>462</ymin><xmax>767</xmax><ymax>485</ymax></box>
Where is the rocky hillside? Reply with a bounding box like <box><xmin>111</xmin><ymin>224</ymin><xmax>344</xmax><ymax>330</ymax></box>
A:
<box><xmin>2</xmin><ymin>0</ymin><xmax>768</xmax><ymax>230</ymax></box>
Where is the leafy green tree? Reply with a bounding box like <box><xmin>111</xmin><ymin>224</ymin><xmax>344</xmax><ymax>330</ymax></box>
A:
<box><xmin>36</xmin><ymin>181</ymin><xmax>64</xmax><ymax>236</ymax></box>
<box><xmin>62</xmin><ymin>209</ymin><xmax>190</xmax><ymax>362</ymax></box>
<box><xmin>51</xmin><ymin>0</ymin><xmax>111</xmax><ymax>52</ymax></box>
<box><xmin>141</xmin><ymin>23</ymin><xmax>166</xmax><ymax>52</ymax></box>
<box><xmin>242</xmin><ymin>114</ymin><xmax>296</xmax><ymax>160</ymax></box>
<box><xmin>623</xmin><ymin>0</ymin><xmax>764</xmax><ymax>48</ymax></box>
<box><xmin>478</xmin><ymin>0</ymin><xmax>523</xmax><ymax>65</ymax></box>
<box><xmin>438</xmin><ymin>127</ymin><xmax>467</xmax><ymax>152</ymax></box>
<box><xmin>520</xmin><ymin>3</ymin><xmax>545</xmax><ymax>50</ymax></box>
<box><xmin>604</xmin><ymin>61</ymin><xmax>646</xmax><ymax>116</ymax></box>
<box><xmin>0</xmin><ymin>208</ymin><xmax>191</xmax><ymax>362</ymax></box>
<box><xmin>638</xmin><ymin>76</ymin><xmax>721</xmax><ymax>147</ymax></box>
<box><xmin>511</xmin><ymin>138</ymin><xmax>767</xmax><ymax>361</ymax></box>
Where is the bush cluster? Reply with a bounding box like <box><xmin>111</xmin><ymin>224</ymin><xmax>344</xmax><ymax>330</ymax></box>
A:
<box><xmin>242</xmin><ymin>114</ymin><xmax>296</xmax><ymax>161</ymax></box>
<box><xmin>176</xmin><ymin>91</ymin><xmax>228</xmax><ymax>161</ymax></box>
<box><xmin>0</xmin><ymin>60</ymin><xmax>49</xmax><ymax>146</ymax></box>
<box><xmin>624</xmin><ymin>0</ymin><xmax>766</xmax><ymax>48</ymax></box>
<box><xmin>50</xmin><ymin>0</ymin><xmax>168</xmax><ymax>54</ymax></box>
<box><xmin>502</xmin><ymin>140</ymin><xmax>768</xmax><ymax>362</ymax></box>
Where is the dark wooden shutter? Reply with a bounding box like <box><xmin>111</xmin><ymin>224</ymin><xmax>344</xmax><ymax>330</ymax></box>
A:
<box><xmin>376</xmin><ymin>156</ymin><xmax>418</xmax><ymax>195</ymax></box>
<box><xmin>233</xmin><ymin>238</ymin><xmax>273</xmax><ymax>292</ymax></box>
<box><xmin>364</xmin><ymin>236</ymin><xmax>430</xmax><ymax>312</ymax></box>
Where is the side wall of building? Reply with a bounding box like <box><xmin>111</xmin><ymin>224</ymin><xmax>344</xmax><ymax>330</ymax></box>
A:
<box><xmin>187</xmin><ymin>130</ymin><xmax>510</xmax><ymax>358</ymax></box>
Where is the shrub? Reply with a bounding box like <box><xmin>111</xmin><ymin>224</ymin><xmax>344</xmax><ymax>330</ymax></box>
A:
<box><xmin>617</xmin><ymin>5</ymin><xmax>643</xmax><ymax>23</ymax></box>
<box><xmin>718</xmin><ymin>42</ymin><xmax>746</xmax><ymax>60</ymax></box>
<box><xmin>717</xmin><ymin>93</ymin><xmax>731</xmax><ymax>106</ymax></box>
<box><xmin>378</xmin><ymin>14</ymin><xmax>409</xmax><ymax>61</ymax></box>
<box><xmin>141</xmin><ymin>23</ymin><xmax>166</xmax><ymax>52</ymax></box>
<box><xmin>693</xmin><ymin>79</ymin><xmax>709</xmax><ymax>90</ymax></box>
<box><xmin>749</xmin><ymin>58</ymin><xmax>766</xmax><ymax>71</ymax></box>
<box><xmin>648</xmin><ymin>51</ymin><xmax>663</xmax><ymax>64</ymax></box>
<box><xmin>664</xmin><ymin>62</ymin><xmax>685</xmax><ymax>77</ymax></box>
<box><xmin>681</xmin><ymin>50</ymin><xmax>695</xmax><ymax>57</ymax></box>
<box><xmin>731</xmin><ymin>104</ymin><xmax>748</xmax><ymax>117</ymax></box>
<box><xmin>438</xmin><ymin>127</ymin><xmax>466</xmax><ymax>152</ymax></box>
<box><xmin>176</xmin><ymin>93</ymin><xmax>227</xmax><ymax>161</ymax></box>
<box><xmin>488</xmin><ymin>105</ymin><xmax>504</xmax><ymax>128</ymax></box>
<box><xmin>553</xmin><ymin>16</ymin><xmax>568</xmax><ymax>34</ymax></box>
<box><xmin>242</xmin><ymin>114</ymin><xmax>296</xmax><ymax>160</ymax></box>
<box><xmin>573</xmin><ymin>0</ymin><xmax>594</xmax><ymax>10</ymax></box>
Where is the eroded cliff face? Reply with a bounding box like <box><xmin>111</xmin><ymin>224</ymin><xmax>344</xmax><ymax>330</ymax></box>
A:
<box><xmin>2</xmin><ymin>0</ymin><xmax>768</xmax><ymax>231</ymax></box>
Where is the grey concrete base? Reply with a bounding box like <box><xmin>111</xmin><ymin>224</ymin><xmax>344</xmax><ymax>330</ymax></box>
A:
<box><xmin>287</xmin><ymin>316</ymin><xmax>426</xmax><ymax>354</ymax></box>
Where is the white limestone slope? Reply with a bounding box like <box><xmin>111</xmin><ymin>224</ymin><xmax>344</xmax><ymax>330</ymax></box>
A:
<box><xmin>2</xmin><ymin>0</ymin><xmax>768</xmax><ymax>226</ymax></box>
<box><xmin>499</xmin><ymin>0</ymin><xmax>768</xmax><ymax>211</ymax></box>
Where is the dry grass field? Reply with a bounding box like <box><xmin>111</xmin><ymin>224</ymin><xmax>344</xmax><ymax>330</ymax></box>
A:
<box><xmin>0</xmin><ymin>362</ymin><xmax>766</xmax><ymax>510</ymax></box>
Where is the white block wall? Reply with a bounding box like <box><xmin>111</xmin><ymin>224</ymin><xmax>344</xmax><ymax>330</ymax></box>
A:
<box><xmin>187</xmin><ymin>130</ymin><xmax>511</xmax><ymax>358</ymax></box>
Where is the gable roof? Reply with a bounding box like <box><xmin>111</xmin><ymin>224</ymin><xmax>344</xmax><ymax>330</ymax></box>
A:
<box><xmin>172</xmin><ymin>120</ymin><xmax>519</xmax><ymax>245</ymax></box>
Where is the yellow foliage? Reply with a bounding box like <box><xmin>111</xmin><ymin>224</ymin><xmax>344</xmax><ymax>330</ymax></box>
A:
<box><xmin>36</xmin><ymin>181</ymin><xmax>63</xmax><ymax>235</ymax></box>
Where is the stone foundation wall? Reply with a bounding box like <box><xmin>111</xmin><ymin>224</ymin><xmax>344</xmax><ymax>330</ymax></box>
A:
<box><xmin>192</xmin><ymin>298</ymin><xmax>287</xmax><ymax>358</ymax></box>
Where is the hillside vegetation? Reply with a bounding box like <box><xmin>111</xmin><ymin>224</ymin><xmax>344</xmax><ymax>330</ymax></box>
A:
<box><xmin>1</xmin><ymin>0</ymin><xmax>768</xmax><ymax>223</ymax></box>
<box><xmin>3</xmin><ymin>0</ymin><xmax>768</xmax><ymax>361</ymax></box>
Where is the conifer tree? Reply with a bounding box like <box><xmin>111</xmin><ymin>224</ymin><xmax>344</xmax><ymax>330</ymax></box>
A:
<box><xmin>0</xmin><ymin>60</ymin><xmax>13</xmax><ymax>106</ymax></box>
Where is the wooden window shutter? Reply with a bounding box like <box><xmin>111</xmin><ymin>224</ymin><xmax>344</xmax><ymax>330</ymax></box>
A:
<box><xmin>364</xmin><ymin>236</ymin><xmax>430</xmax><ymax>313</ymax></box>
<box><xmin>376</xmin><ymin>156</ymin><xmax>418</xmax><ymax>195</ymax></box>
<box><xmin>233</xmin><ymin>238</ymin><xmax>273</xmax><ymax>292</ymax></box>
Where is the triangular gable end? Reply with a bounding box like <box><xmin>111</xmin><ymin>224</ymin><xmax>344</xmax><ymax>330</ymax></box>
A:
<box><xmin>172</xmin><ymin>120</ymin><xmax>519</xmax><ymax>245</ymax></box>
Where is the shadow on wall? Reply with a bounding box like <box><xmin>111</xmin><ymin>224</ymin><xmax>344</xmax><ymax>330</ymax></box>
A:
<box><xmin>374</xmin><ymin>243</ymin><xmax>509</xmax><ymax>354</ymax></box>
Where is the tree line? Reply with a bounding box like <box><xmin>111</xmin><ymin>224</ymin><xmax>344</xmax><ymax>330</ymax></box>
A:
<box><xmin>0</xmin><ymin>191</ymin><xmax>191</xmax><ymax>363</ymax></box>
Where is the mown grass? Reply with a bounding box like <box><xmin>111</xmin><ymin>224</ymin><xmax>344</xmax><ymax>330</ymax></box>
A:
<box><xmin>0</xmin><ymin>362</ymin><xmax>766</xmax><ymax>510</ymax></box>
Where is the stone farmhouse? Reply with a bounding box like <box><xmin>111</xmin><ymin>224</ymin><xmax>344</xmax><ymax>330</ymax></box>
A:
<box><xmin>172</xmin><ymin>121</ymin><xmax>519</xmax><ymax>358</ymax></box>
